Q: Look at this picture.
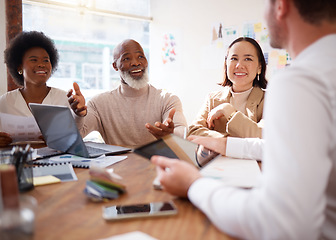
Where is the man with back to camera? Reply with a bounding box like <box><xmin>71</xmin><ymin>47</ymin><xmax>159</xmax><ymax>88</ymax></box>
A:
<box><xmin>67</xmin><ymin>39</ymin><xmax>187</xmax><ymax>148</ymax></box>
<box><xmin>150</xmin><ymin>0</ymin><xmax>336</xmax><ymax>239</ymax></box>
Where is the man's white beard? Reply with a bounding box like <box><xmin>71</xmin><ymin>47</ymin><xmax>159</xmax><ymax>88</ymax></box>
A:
<box><xmin>120</xmin><ymin>68</ymin><xmax>149</xmax><ymax>90</ymax></box>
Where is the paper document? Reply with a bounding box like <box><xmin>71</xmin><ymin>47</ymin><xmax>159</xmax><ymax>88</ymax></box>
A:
<box><xmin>0</xmin><ymin>112</ymin><xmax>41</xmax><ymax>142</ymax></box>
<box><xmin>200</xmin><ymin>156</ymin><xmax>261</xmax><ymax>188</ymax></box>
<box><xmin>49</xmin><ymin>154</ymin><xmax>127</xmax><ymax>168</ymax></box>
<box><xmin>99</xmin><ymin>231</ymin><xmax>158</xmax><ymax>240</ymax></box>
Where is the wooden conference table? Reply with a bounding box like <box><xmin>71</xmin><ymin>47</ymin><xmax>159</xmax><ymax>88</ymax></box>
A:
<box><xmin>23</xmin><ymin>151</ymin><xmax>236</xmax><ymax>240</ymax></box>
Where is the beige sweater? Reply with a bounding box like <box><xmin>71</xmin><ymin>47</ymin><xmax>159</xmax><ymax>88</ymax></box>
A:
<box><xmin>75</xmin><ymin>82</ymin><xmax>187</xmax><ymax>148</ymax></box>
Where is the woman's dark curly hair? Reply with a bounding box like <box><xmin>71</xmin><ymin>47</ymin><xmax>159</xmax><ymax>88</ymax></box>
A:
<box><xmin>220</xmin><ymin>37</ymin><xmax>268</xmax><ymax>89</ymax></box>
<box><xmin>4</xmin><ymin>31</ymin><xmax>59</xmax><ymax>86</ymax></box>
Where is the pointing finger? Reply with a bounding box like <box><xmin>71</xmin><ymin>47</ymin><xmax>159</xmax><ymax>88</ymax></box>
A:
<box><xmin>73</xmin><ymin>82</ymin><xmax>83</xmax><ymax>96</ymax></box>
<box><xmin>168</xmin><ymin>108</ymin><xmax>176</xmax><ymax>120</ymax></box>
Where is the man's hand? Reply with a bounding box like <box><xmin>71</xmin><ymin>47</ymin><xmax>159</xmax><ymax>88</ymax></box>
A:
<box><xmin>151</xmin><ymin>155</ymin><xmax>202</xmax><ymax>198</ymax></box>
<box><xmin>0</xmin><ymin>132</ymin><xmax>12</xmax><ymax>147</ymax></box>
<box><xmin>146</xmin><ymin>108</ymin><xmax>176</xmax><ymax>139</ymax></box>
<box><xmin>67</xmin><ymin>82</ymin><xmax>87</xmax><ymax>117</ymax></box>
<box><xmin>188</xmin><ymin>135</ymin><xmax>227</xmax><ymax>156</ymax></box>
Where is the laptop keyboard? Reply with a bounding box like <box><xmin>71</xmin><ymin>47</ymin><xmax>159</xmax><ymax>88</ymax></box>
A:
<box><xmin>85</xmin><ymin>145</ymin><xmax>110</xmax><ymax>155</ymax></box>
<box><xmin>36</xmin><ymin>147</ymin><xmax>63</xmax><ymax>159</ymax></box>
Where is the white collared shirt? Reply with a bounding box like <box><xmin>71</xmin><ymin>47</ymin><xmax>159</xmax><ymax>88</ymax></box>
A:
<box><xmin>188</xmin><ymin>34</ymin><xmax>336</xmax><ymax>240</ymax></box>
<box><xmin>0</xmin><ymin>87</ymin><xmax>69</xmax><ymax>131</ymax></box>
<box><xmin>226</xmin><ymin>137</ymin><xmax>264</xmax><ymax>161</ymax></box>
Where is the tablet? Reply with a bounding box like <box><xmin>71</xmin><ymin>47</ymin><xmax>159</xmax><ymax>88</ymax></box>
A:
<box><xmin>134</xmin><ymin>134</ymin><xmax>219</xmax><ymax>168</ymax></box>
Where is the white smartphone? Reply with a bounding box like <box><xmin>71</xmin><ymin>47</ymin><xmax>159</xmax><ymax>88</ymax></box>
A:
<box><xmin>102</xmin><ymin>201</ymin><xmax>177</xmax><ymax>220</ymax></box>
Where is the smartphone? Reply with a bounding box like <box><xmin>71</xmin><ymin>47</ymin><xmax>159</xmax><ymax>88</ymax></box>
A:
<box><xmin>102</xmin><ymin>201</ymin><xmax>177</xmax><ymax>220</ymax></box>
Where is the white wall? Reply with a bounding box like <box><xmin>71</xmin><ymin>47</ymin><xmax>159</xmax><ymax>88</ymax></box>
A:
<box><xmin>149</xmin><ymin>0</ymin><xmax>265</xmax><ymax>124</ymax></box>
<box><xmin>0</xmin><ymin>0</ymin><xmax>7</xmax><ymax>95</ymax></box>
<box><xmin>0</xmin><ymin>0</ymin><xmax>267</xmax><ymax>122</ymax></box>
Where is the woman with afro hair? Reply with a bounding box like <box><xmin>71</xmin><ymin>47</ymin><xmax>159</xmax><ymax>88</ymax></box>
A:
<box><xmin>0</xmin><ymin>31</ymin><xmax>71</xmax><ymax>146</ymax></box>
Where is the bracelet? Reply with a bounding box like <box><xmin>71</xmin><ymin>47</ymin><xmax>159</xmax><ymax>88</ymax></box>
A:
<box><xmin>227</xmin><ymin>110</ymin><xmax>237</xmax><ymax>121</ymax></box>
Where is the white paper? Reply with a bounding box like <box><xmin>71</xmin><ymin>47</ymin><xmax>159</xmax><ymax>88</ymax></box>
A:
<box><xmin>90</xmin><ymin>155</ymin><xmax>127</xmax><ymax>168</ymax></box>
<box><xmin>99</xmin><ymin>231</ymin><xmax>158</xmax><ymax>240</ymax></box>
<box><xmin>200</xmin><ymin>156</ymin><xmax>261</xmax><ymax>188</ymax></box>
<box><xmin>0</xmin><ymin>112</ymin><xmax>41</xmax><ymax>142</ymax></box>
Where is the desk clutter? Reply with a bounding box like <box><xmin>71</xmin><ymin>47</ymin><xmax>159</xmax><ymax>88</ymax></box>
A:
<box><xmin>0</xmin><ymin>144</ymin><xmax>129</xmax><ymax>237</ymax></box>
<box><xmin>1</xmin><ymin>145</ymin><xmax>79</xmax><ymax>187</ymax></box>
<box><xmin>0</xmin><ymin>154</ymin><xmax>37</xmax><ymax>238</ymax></box>
<box><xmin>0</xmin><ymin>145</ymin><xmax>35</xmax><ymax>192</ymax></box>
<box><xmin>0</xmin><ymin>140</ymin><xmax>261</xmax><ymax>239</ymax></box>
<box><xmin>84</xmin><ymin>166</ymin><xmax>126</xmax><ymax>202</ymax></box>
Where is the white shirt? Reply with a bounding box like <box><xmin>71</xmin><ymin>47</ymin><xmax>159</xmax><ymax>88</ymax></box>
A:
<box><xmin>188</xmin><ymin>34</ymin><xmax>336</xmax><ymax>240</ymax></box>
<box><xmin>0</xmin><ymin>87</ymin><xmax>69</xmax><ymax>131</ymax></box>
<box><xmin>226</xmin><ymin>137</ymin><xmax>264</xmax><ymax>161</ymax></box>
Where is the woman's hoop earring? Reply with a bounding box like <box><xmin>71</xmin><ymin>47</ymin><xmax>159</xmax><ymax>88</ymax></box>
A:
<box><xmin>18</xmin><ymin>70</ymin><xmax>23</xmax><ymax>75</ymax></box>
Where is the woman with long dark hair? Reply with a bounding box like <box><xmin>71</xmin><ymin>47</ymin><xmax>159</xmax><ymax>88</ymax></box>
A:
<box><xmin>188</xmin><ymin>37</ymin><xmax>267</xmax><ymax>138</ymax></box>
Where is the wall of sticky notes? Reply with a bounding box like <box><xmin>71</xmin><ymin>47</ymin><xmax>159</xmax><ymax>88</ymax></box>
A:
<box><xmin>211</xmin><ymin>21</ymin><xmax>291</xmax><ymax>79</ymax></box>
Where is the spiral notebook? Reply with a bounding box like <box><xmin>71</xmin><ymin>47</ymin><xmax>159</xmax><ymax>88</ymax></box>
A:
<box><xmin>34</xmin><ymin>155</ymin><xmax>92</xmax><ymax>168</ymax></box>
<box><xmin>33</xmin><ymin>154</ymin><xmax>127</xmax><ymax>168</ymax></box>
<box><xmin>33</xmin><ymin>163</ymin><xmax>78</xmax><ymax>182</ymax></box>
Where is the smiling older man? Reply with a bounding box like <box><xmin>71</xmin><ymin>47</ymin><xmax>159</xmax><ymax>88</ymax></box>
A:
<box><xmin>68</xmin><ymin>39</ymin><xmax>187</xmax><ymax>148</ymax></box>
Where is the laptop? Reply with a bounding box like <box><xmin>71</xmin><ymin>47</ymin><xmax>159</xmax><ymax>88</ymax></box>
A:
<box><xmin>29</xmin><ymin>103</ymin><xmax>131</xmax><ymax>158</ymax></box>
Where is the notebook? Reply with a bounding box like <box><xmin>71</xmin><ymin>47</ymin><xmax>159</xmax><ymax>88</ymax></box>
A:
<box><xmin>33</xmin><ymin>163</ymin><xmax>78</xmax><ymax>182</ymax></box>
<box><xmin>29</xmin><ymin>103</ymin><xmax>131</xmax><ymax>158</ymax></box>
<box><xmin>34</xmin><ymin>154</ymin><xmax>127</xmax><ymax>168</ymax></box>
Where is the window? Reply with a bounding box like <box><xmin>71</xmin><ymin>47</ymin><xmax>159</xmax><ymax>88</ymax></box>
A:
<box><xmin>23</xmin><ymin>0</ymin><xmax>151</xmax><ymax>100</ymax></box>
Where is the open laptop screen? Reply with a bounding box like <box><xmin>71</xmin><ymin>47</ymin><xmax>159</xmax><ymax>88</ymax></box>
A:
<box><xmin>29</xmin><ymin>103</ymin><xmax>90</xmax><ymax>156</ymax></box>
<box><xmin>29</xmin><ymin>103</ymin><xmax>131</xmax><ymax>158</ymax></box>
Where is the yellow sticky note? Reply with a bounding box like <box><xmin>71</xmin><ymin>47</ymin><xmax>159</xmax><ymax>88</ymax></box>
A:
<box><xmin>217</xmin><ymin>41</ymin><xmax>223</xmax><ymax>48</ymax></box>
<box><xmin>33</xmin><ymin>175</ymin><xmax>61</xmax><ymax>186</ymax></box>
<box><xmin>254</xmin><ymin>23</ymin><xmax>262</xmax><ymax>33</ymax></box>
<box><xmin>278</xmin><ymin>55</ymin><xmax>287</xmax><ymax>66</ymax></box>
